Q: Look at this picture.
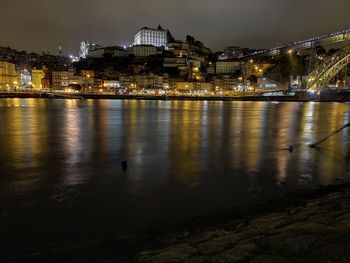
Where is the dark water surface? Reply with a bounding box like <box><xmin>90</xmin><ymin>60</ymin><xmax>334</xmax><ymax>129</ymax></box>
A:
<box><xmin>1</xmin><ymin>98</ymin><xmax>350</xmax><ymax>257</ymax></box>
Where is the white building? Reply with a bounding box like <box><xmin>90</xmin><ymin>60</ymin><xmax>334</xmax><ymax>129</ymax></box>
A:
<box><xmin>133</xmin><ymin>26</ymin><xmax>167</xmax><ymax>47</ymax></box>
<box><xmin>79</xmin><ymin>41</ymin><xmax>99</xmax><ymax>59</ymax></box>
<box><xmin>79</xmin><ymin>41</ymin><xmax>90</xmax><ymax>59</ymax></box>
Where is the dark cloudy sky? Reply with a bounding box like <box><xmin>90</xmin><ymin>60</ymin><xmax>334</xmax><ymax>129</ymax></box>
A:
<box><xmin>1</xmin><ymin>0</ymin><xmax>349</xmax><ymax>55</ymax></box>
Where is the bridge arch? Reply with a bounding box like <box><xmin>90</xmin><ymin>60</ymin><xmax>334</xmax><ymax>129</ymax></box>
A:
<box><xmin>308</xmin><ymin>45</ymin><xmax>350</xmax><ymax>89</ymax></box>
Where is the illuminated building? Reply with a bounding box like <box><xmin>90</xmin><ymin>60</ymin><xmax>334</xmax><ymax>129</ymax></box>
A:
<box><xmin>68</xmin><ymin>55</ymin><xmax>79</xmax><ymax>63</ymax></box>
<box><xmin>79</xmin><ymin>70</ymin><xmax>94</xmax><ymax>89</ymax></box>
<box><xmin>103</xmin><ymin>80</ymin><xmax>120</xmax><ymax>88</ymax></box>
<box><xmin>31</xmin><ymin>69</ymin><xmax>45</xmax><ymax>90</ymax></box>
<box><xmin>79</xmin><ymin>41</ymin><xmax>99</xmax><ymax>59</ymax></box>
<box><xmin>20</xmin><ymin>69</ymin><xmax>31</xmax><ymax>88</ymax></box>
<box><xmin>171</xmin><ymin>81</ymin><xmax>212</xmax><ymax>93</ymax></box>
<box><xmin>0</xmin><ymin>61</ymin><xmax>19</xmax><ymax>90</ymax></box>
<box><xmin>52</xmin><ymin>70</ymin><xmax>74</xmax><ymax>90</ymax></box>
<box><xmin>79</xmin><ymin>41</ymin><xmax>90</xmax><ymax>59</ymax></box>
<box><xmin>133</xmin><ymin>25</ymin><xmax>167</xmax><ymax>47</ymax></box>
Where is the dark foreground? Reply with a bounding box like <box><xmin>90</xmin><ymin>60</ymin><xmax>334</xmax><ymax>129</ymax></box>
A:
<box><xmin>3</xmin><ymin>183</ymin><xmax>350</xmax><ymax>263</ymax></box>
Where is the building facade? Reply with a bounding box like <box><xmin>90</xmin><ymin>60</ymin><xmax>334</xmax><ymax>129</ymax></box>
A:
<box><xmin>130</xmin><ymin>45</ymin><xmax>158</xmax><ymax>57</ymax></box>
<box><xmin>133</xmin><ymin>26</ymin><xmax>167</xmax><ymax>47</ymax></box>
<box><xmin>79</xmin><ymin>41</ymin><xmax>99</xmax><ymax>59</ymax></box>
<box><xmin>215</xmin><ymin>61</ymin><xmax>243</xmax><ymax>74</ymax></box>
<box><xmin>31</xmin><ymin>69</ymin><xmax>45</xmax><ymax>90</ymax></box>
<box><xmin>79</xmin><ymin>41</ymin><xmax>90</xmax><ymax>59</ymax></box>
<box><xmin>0</xmin><ymin>61</ymin><xmax>18</xmax><ymax>90</ymax></box>
<box><xmin>88</xmin><ymin>46</ymin><xmax>128</xmax><ymax>58</ymax></box>
<box><xmin>52</xmin><ymin>71</ymin><xmax>74</xmax><ymax>90</ymax></box>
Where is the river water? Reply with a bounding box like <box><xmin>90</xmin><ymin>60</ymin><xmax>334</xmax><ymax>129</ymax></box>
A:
<box><xmin>1</xmin><ymin>98</ymin><xmax>350</xmax><ymax>257</ymax></box>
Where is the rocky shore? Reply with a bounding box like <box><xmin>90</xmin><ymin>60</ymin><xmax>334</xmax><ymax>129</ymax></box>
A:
<box><xmin>133</xmin><ymin>183</ymin><xmax>350</xmax><ymax>263</ymax></box>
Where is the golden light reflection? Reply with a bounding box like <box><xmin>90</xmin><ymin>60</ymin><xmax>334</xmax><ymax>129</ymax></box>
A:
<box><xmin>62</xmin><ymin>100</ymin><xmax>84</xmax><ymax>185</ymax></box>
<box><xmin>167</xmin><ymin>100</ymin><xmax>202</xmax><ymax>188</ymax></box>
<box><xmin>1</xmin><ymin>99</ymin><xmax>49</xmax><ymax>190</ymax></box>
<box><xmin>242</xmin><ymin>102</ymin><xmax>265</xmax><ymax>172</ymax></box>
<box><xmin>274</xmin><ymin>103</ymin><xmax>299</xmax><ymax>183</ymax></box>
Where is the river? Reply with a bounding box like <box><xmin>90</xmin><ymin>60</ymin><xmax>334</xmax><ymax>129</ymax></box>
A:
<box><xmin>0</xmin><ymin>98</ymin><xmax>350</xmax><ymax>259</ymax></box>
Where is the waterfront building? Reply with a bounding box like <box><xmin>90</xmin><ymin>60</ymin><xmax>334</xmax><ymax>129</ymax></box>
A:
<box><xmin>210</xmin><ymin>75</ymin><xmax>241</xmax><ymax>95</ymax></box>
<box><xmin>130</xmin><ymin>45</ymin><xmax>158</xmax><ymax>57</ymax></box>
<box><xmin>133</xmin><ymin>25</ymin><xmax>167</xmax><ymax>47</ymax></box>
<box><xmin>103</xmin><ymin>80</ymin><xmax>120</xmax><ymax>89</ymax></box>
<box><xmin>171</xmin><ymin>81</ymin><xmax>212</xmax><ymax>94</ymax></box>
<box><xmin>68</xmin><ymin>75</ymin><xmax>84</xmax><ymax>87</ymax></box>
<box><xmin>258</xmin><ymin>77</ymin><xmax>280</xmax><ymax>89</ymax></box>
<box><xmin>20</xmin><ymin>68</ymin><xmax>31</xmax><ymax>88</ymax></box>
<box><xmin>119</xmin><ymin>75</ymin><xmax>135</xmax><ymax>88</ymax></box>
<box><xmin>52</xmin><ymin>70</ymin><xmax>73</xmax><ymax>90</ymax></box>
<box><xmin>134</xmin><ymin>75</ymin><xmax>153</xmax><ymax>89</ymax></box>
<box><xmin>51</xmin><ymin>70</ymin><xmax>97</xmax><ymax>91</ymax></box>
<box><xmin>42</xmin><ymin>78</ymin><xmax>50</xmax><ymax>90</ymax></box>
<box><xmin>0</xmin><ymin>61</ymin><xmax>19</xmax><ymax>91</ymax></box>
<box><xmin>221</xmin><ymin>75</ymin><xmax>239</xmax><ymax>91</ymax></box>
<box><xmin>79</xmin><ymin>70</ymin><xmax>95</xmax><ymax>89</ymax></box>
<box><xmin>215</xmin><ymin>61</ymin><xmax>243</xmax><ymax>74</ymax></box>
<box><xmin>31</xmin><ymin>69</ymin><xmax>45</xmax><ymax>90</ymax></box>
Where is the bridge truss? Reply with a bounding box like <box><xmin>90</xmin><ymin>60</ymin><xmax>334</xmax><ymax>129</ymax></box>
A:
<box><xmin>243</xmin><ymin>28</ymin><xmax>350</xmax><ymax>58</ymax></box>
<box><xmin>307</xmin><ymin>45</ymin><xmax>350</xmax><ymax>89</ymax></box>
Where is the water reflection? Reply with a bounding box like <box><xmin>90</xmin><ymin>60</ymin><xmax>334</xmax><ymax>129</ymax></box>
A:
<box><xmin>1</xmin><ymin>99</ymin><xmax>350</xmax><ymax>222</ymax></box>
<box><xmin>62</xmin><ymin>100</ymin><xmax>84</xmax><ymax>185</ymax></box>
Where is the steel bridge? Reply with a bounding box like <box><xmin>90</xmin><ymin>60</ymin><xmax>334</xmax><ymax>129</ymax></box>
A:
<box><xmin>242</xmin><ymin>28</ymin><xmax>350</xmax><ymax>58</ymax></box>
<box><xmin>242</xmin><ymin>28</ymin><xmax>350</xmax><ymax>90</ymax></box>
<box><xmin>307</xmin><ymin>44</ymin><xmax>350</xmax><ymax>89</ymax></box>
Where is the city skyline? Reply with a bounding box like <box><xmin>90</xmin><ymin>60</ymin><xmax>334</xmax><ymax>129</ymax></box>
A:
<box><xmin>1</xmin><ymin>0</ymin><xmax>350</xmax><ymax>55</ymax></box>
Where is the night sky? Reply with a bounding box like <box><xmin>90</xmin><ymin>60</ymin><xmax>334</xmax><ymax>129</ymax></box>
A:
<box><xmin>1</xmin><ymin>0</ymin><xmax>349</xmax><ymax>55</ymax></box>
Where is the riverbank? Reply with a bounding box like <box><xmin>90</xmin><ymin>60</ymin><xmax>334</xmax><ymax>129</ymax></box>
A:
<box><xmin>3</xmin><ymin>182</ymin><xmax>350</xmax><ymax>263</ymax></box>
<box><xmin>0</xmin><ymin>92</ymin><xmax>312</xmax><ymax>102</ymax></box>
